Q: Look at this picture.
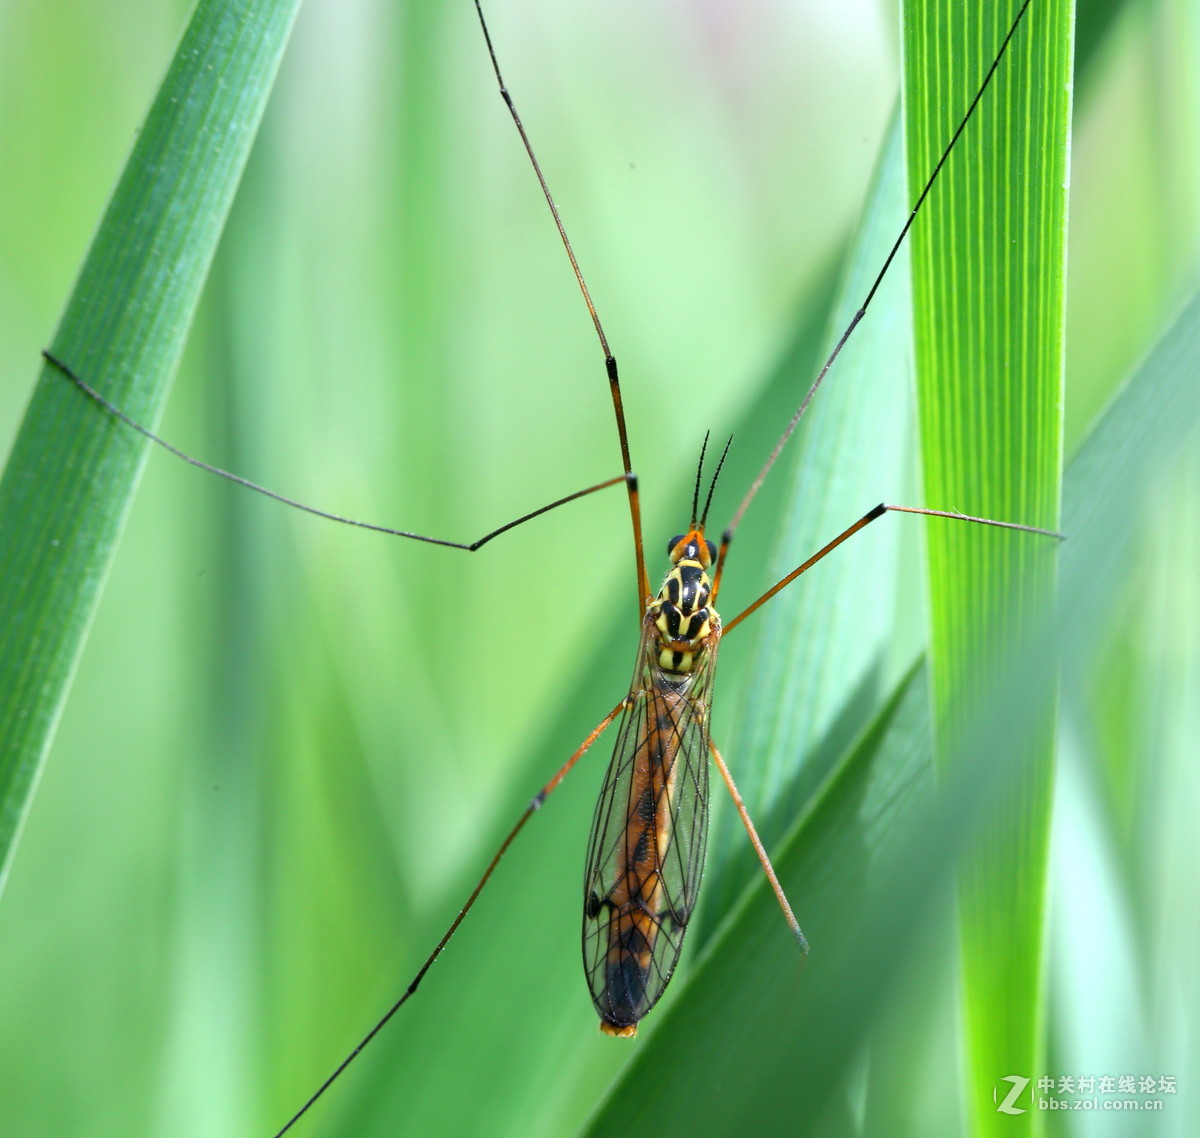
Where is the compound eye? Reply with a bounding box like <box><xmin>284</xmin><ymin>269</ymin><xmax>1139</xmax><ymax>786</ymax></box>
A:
<box><xmin>667</xmin><ymin>534</ymin><xmax>684</xmax><ymax>556</ymax></box>
<box><xmin>705</xmin><ymin>540</ymin><xmax>717</xmax><ymax>563</ymax></box>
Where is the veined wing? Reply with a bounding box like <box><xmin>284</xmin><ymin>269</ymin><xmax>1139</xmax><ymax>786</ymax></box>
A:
<box><xmin>581</xmin><ymin>621</ymin><xmax>719</xmax><ymax>1034</ymax></box>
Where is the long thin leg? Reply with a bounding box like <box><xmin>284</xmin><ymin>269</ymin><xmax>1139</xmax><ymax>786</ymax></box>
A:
<box><xmin>44</xmin><ymin>349</ymin><xmax>628</xmax><ymax>552</ymax></box>
<box><xmin>722</xmin><ymin>502</ymin><xmax>1063</xmax><ymax>635</ymax></box>
<box><xmin>269</xmin><ymin>698</ymin><xmax>626</xmax><ymax>1138</ymax></box>
<box><xmin>721</xmin><ymin>0</ymin><xmax>1036</xmax><ymax>541</ymax></box>
<box><xmin>708</xmin><ymin>738</ymin><xmax>807</xmax><ymax>954</ymax></box>
<box><xmin>472</xmin><ymin>0</ymin><xmax>648</xmax><ymax>608</ymax></box>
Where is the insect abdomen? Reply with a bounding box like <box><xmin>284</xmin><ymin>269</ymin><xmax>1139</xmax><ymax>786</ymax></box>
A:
<box><xmin>593</xmin><ymin>689</ymin><xmax>686</xmax><ymax>1034</ymax></box>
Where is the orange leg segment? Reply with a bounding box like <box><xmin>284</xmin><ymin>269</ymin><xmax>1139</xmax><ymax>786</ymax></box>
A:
<box><xmin>708</xmin><ymin>737</ymin><xmax>808</xmax><ymax>955</ymax></box>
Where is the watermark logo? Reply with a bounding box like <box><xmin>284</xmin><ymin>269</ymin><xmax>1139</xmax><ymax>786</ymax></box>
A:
<box><xmin>994</xmin><ymin>1076</ymin><xmax>1030</xmax><ymax>1115</ymax></box>
<box><xmin>993</xmin><ymin>1073</ymin><xmax>1177</xmax><ymax>1113</ymax></box>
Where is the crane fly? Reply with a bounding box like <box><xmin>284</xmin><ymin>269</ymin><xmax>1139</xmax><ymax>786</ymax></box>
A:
<box><xmin>582</xmin><ymin>435</ymin><xmax>806</xmax><ymax>1036</ymax></box>
<box><xmin>31</xmin><ymin>0</ymin><xmax>1061</xmax><ymax>1132</ymax></box>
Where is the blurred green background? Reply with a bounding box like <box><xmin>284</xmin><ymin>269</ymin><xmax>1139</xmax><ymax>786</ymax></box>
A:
<box><xmin>1</xmin><ymin>0</ymin><xmax>1197</xmax><ymax>1135</ymax></box>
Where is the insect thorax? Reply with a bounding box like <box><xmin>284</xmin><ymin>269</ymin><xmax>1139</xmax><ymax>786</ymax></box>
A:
<box><xmin>647</xmin><ymin>556</ymin><xmax>719</xmax><ymax>676</ymax></box>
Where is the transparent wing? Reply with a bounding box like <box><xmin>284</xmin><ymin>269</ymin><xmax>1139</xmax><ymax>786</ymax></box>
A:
<box><xmin>581</xmin><ymin>622</ymin><xmax>718</xmax><ymax>1032</ymax></box>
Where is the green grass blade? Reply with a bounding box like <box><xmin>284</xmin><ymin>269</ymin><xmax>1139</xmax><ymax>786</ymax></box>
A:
<box><xmin>1062</xmin><ymin>288</ymin><xmax>1200</xmax><ymax>634</ymax></box>
<box><xmin>1056</xmin><ymin>289</ymin><xmax>1200</xmax><ymax>1135</ymax></box>
<box><xmin>904</xmin><ymin>1</ymin><xmax>1071</xmax><ymax>1127</ymax></box>
<box><xmin>0</xmin><ymin>0</ymin><xmax>301</xmax><ymax>885</ymax></box>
